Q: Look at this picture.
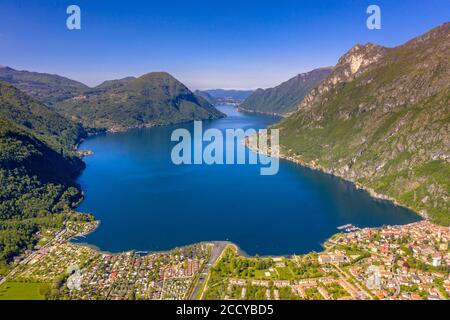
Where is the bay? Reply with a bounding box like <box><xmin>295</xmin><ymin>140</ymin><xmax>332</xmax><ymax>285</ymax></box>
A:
<box><xmin>74</xmin><ymin>105</ymin><xmax>420</xmax><ymax>256</ymax></box>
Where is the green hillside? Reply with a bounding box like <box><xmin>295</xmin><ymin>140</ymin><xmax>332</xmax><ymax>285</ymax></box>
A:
<box><xmin>94</xmin><ymin>77</ymin><xmax>136</xmax><ymax>92</ymax></box>
<box><xmin>0</xmin><ymin>66</ymin><xmax>89</xmax><ymax>107</ymax></box>
<box><xmin>240</xmin><ymin>68</ymin><xmax>332</xmax><ymax>115</ymax></box>
<box><xmin>56</xmin><ymin>72</ymin><xmax>225</xmax><ymax>132</ymax></box>
<box><xmin>0</xmin><ymin>81</ymin><xmax>86</xmax><ymax>152</ymax></box>
<box><xmin>194</xmin><ymin>90</ymin><xmax>216</xmax><ymax>105</ymax></box>
<box><xmin>0</xmin><ymin>81</ymin><xmax>86</xmax><ymax>265</ymax></box>
<box><xmin>275</xmin><ymin>23</ymin><xmax>450</xmax><ymax>225</ymax></box>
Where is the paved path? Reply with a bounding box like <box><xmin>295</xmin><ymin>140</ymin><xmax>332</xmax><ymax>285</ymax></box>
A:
<box><xmin>189</xmin><ymin>241</ymin><xmax>232</xmax><ymax>300</ymax></box>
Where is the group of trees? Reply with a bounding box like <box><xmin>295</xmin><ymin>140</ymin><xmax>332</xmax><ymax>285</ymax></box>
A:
<box><xmin>212</xmin><ymin>249</ymin><xmax>276</xmax><ymax>278</ymax></box>
<box><xmin>0</xmin><ymin>214</ymin><xmax>67</xmax><ymax>269</ymax></box>
<box><xmin>55</xmin><ymin>72</ymin><xmax>224</xmax><ymax>132</ymax></box>
<box><xmin>0</xmin><ymin>81</ymin><xmax>87</xmax><ymax>268</ymax></box>
<box><xmin>0</xmin><ymin>221</ymin><xmax>37</xmax><ymax>266</ymax></box>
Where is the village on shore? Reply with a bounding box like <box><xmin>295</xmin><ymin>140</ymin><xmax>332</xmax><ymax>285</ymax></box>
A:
<box><xmin>0</xmin><ymin>213</ymin><xmax>448</xmax><ymax>300</ymax></box>
<box><xmin>202</xmin><ymin>221</ymin><xmax>449</xmax><ymax>300</ymax></box>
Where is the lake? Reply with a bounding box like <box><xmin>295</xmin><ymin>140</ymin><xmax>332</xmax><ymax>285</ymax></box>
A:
<box><xmin>74</xmin><ymin>105</ymin><xmax>420</xmax><ymax>256</ymax></box>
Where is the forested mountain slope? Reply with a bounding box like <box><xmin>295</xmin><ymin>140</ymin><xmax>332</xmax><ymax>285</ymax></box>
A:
<box><xmin>275</xmin><ymin>23</ymin><xmax>450</xmax><ymax>225</ymax></box>
<box><xmin>0</xmin><ymin>81</ymin><xmax>86</xmax><ymax>265</ymax></box>
<box><xmin>240</xmin><ymin>68</ymin><xmax>332</xmax><ymax>115</ymax></box>
<box><xmin>56</xmin><ymin>72</ymin><xmax>225</xmax><ymax>132</ymax></box>
<box><xmin>0</xmin><ymin>66</ymin><xmax>89</xmax><ymax>107</ymax></box>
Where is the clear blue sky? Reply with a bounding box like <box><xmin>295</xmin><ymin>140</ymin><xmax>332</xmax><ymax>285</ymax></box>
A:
<box><xmin>0</xmin><ymin>0</ymin><xmax>448</xmax><ymax>89</ymax></box>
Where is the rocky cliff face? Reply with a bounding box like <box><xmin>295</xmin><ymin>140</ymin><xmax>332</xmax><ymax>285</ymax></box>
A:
<box><xmin>276</xmin><ymin>23</ymin><xmax>450</xmax><ymax>225</ymax></box>
<box><xmin>297</xmin><ymin>43</ymin><xmax>387</xmax><ymax>116</ymax></box>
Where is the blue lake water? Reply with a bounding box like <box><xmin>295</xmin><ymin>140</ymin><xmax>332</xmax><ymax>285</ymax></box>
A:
<box><xmin>75</xmin><ymin>105</ymin><xmax>420</xmax><ymax>256</ymax></box>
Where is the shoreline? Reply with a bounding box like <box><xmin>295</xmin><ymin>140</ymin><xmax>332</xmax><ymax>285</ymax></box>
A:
<box><xmin>97</xmin><ymin>113</ymin><xmax>228</xmax><ymax>135</ymax></box>
<box><xmin>237</xmin><ymin>106</ymin><xmax>287</xmax><ymax>118</ymax></box>
<box><xmin>244</xmin><ymin>137</ymin><xmax>427</xmax><ymax>223</ymax></box>
<box><xmin>68</xmin><ymin>213</ymin><xmax>424</xmax><ymax>261</ymax></box>
<box><xmin>70</xmin><ymin>115</ymin><xmax>425</xmax><ymax>262</ymax></box>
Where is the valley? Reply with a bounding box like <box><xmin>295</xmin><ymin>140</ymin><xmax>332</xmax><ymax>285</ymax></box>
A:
<box><xmin>0</xmin><ymin>20</ymin><xmax>448</xmax><ymax>301</ymax></box>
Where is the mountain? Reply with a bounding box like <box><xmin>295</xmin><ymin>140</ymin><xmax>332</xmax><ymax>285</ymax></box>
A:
<box><xmin>0</xmin><ymin>81</ymin><xmax>87</xmax><ymax>263</ymax></box>
<box><xmin>0</xmin><ymin>67</ymin><xmax>225</xmax><ymax>132</ymax></box>
<box><xmin>94</xmin><ymin>77</ymin><xmax>136</xmax><ymax>92</ymax></box>
<box><xmin>274</xmin><ymin>23</ymin><xmax>450</xmax><ymax>225</ymax></box>
<box><xmin>200</xmin><ymin>89</ymin><xmax>254</xmax><ymax>105</ymax></box>
<box><xmin>194</xmin><ymin>90</ymin><xmax>216</xmax><ymax>105</ymax></box>
<box><xmin>239</xmin><ymin>68</ymin><xmax>332</xmax><ymax>115</ymax></box>
<box><xmin>0</xmin><ymin>66</ymin><xmax>89</xmax><ymax>107</ymax></box>
<box><xmin>0</xmin><ymin>81</ymin><xmax>86</xmax><ymax>151</ymax></box>
<box><xmin>56</xmin><ymin>72</ymin><xmax>225</xmax><ymax>132</ymax></box>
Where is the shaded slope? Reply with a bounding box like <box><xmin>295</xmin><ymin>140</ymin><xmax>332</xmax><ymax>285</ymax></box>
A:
<box><xmin>240</xmin><ymin>68</ymin><xmax>332</xmax><ymax>115</ymax></box>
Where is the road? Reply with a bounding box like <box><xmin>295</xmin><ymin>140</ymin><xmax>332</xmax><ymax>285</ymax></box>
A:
<box><xmin>0</xmin><ymin>229</ymin><xmax>67</xmax><ymax>287</ymax></box>
<box><xmin>333</xmin><ymin>264</ymin><xmax>373</xmax><ymax>299</ymax></box>
<box><xmin>188</xmin><ymin>241</ymin><xmax>232</xmax><ymax>300</ymax></box>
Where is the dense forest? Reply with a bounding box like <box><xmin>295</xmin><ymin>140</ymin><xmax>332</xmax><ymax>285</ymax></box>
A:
<box><xmin>55</xmin><ymin>72</ymin><xmax>224</xmax><ymax>132</ymax></box>
<box><xmin>0</xmin><ymin>81</ymin><xmax>86</xmax><ymax>269</ymax></box>
<box><xmin>240</xmin><ymin>68</ymin><xmax>332</xmax><ymax>115</ymax></box>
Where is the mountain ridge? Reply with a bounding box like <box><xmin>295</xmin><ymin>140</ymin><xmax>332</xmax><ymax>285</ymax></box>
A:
<box><xmin>0</xmin><ymin>66</ymin><xmax>89</xmax><ymax>107</ymax></box>
<box><xmin>0</xmin><ymin>67</ymin><xmax>225</xmax><ymax>132</ymax></box>
<box><xmin>274</xmin><ymin>22</ymin><xmax>450</xmax><ymax>225</ymax></box>
<box><xmin>54</xmin><ymin>72</ymin><xmax>225</xmax><ymax>132</ymax></box>
<box><xmin>240</xmin><ymin>67</ymin><xmax>333</xmax><ymax>115</ymax></box>
<box><xmin>0</xmin><ymin>81</ymin><xmax>88</xmax><ymax>263</ymax></box>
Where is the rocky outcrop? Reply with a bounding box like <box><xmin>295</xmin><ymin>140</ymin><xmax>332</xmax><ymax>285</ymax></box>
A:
<box><xmin>276</xmin><ymin>23</ymin><xmax>450</xmax><ymax>225</ymax></box>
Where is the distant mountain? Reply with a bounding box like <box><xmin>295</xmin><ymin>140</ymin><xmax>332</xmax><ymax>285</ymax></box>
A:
<box><xmin>199</xmin><ymin>89</ymin><xmax>254</xmax><ymax>105</ymax></box>
<box><xmin>275</xmin><ymin>23</ymin><xmax>450</xmax><ymax>225</ymax></box>
<box><xmin>56</xmin><ymin>72</ymin><xmax>225</xmax><ymax>132</ymax></box>
<box><xmin>0</xmin><ymin>66</ymin><xmax>89</xmax><ymax>107</ymax></box>
<box><xmin>240</xmin><ymin>68</ymin><xmax>332</xmax><ymax>115</ymax></box>
<box><xmin>194</xmin><ymin>90</ymin><xmax>216</xmax><ymax>105</ymax></box>
<box><xmin>0</xmin><ymin>81</ymin><xmax>87</xmax><ymax>262</ymax></box>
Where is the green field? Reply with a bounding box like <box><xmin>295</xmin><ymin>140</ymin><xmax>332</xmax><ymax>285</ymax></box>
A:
<box><xmin>0</xmin><ymin>281</ymin><xmax>45</xmax><ymax>300</ymax></box>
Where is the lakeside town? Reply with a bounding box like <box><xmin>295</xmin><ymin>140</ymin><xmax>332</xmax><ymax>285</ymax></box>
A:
<box><xmin>0</xmin><ymin>215</ymin><xmax>210</xmax><ymax>300</ymax></box>
<box><xmin>201</xmin><ymin>221</ymin><xmax>449</xmax><ymax>300</ymax></box>
<box><xmin>0</xmin><ymin>215</ymin><xmax>448</xmax><ymax>300</ymax></box>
